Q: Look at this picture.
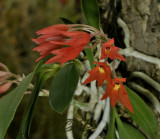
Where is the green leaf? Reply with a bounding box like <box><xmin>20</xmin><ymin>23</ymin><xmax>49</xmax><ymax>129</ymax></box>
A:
<box><xmin>115</xmin><ymin>108</ymin><xmax>131</xmax><ymax>139</ymax></box>
<box><xmin>126</xmin><ymin>86</ymin><xmax>159</xmax><ymax>139</ymax></box>
<box><xmin>81</xmin><ymin>0</ymin><xmax>100</xmax><ymax>69</ymax></box>
<box><xmin>17</xmin><ymin>62</ymin><xmax>57</xmax><ymax>139</ymax></box>
<box><xmin>106</xmin><ymin>107</ymin><xmax>116</xmax><ymax>139</ymax></box>
<box><xmin>16</xmin><ymin>73</ymin><xmax>44</xmax><ymax>139</ymax></box>
<box><xmin>0</xmin><ymin>62</ymin><xmax>42</xmax><ymax>139</ymax></box>
<box><xmin>84</xmin><ymin>48</ymin><xmax>94</xmax><ymax>69</ymax></box>
<box><xmin>123</xmin><ymin>123</ymin><xmax>146</xmax><ymax>139</ymax></box>
<box><xmin>81</xmin><ymin>0</ymin><xmax>100</xmax><ymax>29</ymax></box>
<box><xmin>49</xmin><ymin>63</ymin><xmax>79</xmax><ymax>114</ymax></box>
<box><xmin>114</xmin><ymin>107</ymin><xmax>146</xmax><ymax>139</ymax></box>
<box><xmin>106</xmin><ymin>107</ymin><xmax>145</xmax><ymax>139</ymax></box>
<box><xmin>59</xmin><ymin>17</ymin><xmax>73</xmax><ymax>24</ymax></box>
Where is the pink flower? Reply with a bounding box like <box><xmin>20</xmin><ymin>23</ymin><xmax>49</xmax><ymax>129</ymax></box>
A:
<box><xmin>0</xmin><ymin>82</ymin><xmax>12</xmax><ymax>94</ymax></box>
<box><xmin>0</xmin><ymin>71</ymin><xmax>11</xmax><ymax>82</ymax></box>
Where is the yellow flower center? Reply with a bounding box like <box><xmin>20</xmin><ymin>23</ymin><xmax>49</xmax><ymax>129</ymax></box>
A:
<box><xmin>105</xmin><ymin>47</ymin><xmax>111</xmax><ymax>54</ymax></box>
<box><xmin>99</xmin><ymin>67</ymin><xmax>105</xmax><ymax>74</ymax></box>
<box><xmin>113</xmin><ymin>82</ymin><xmax>120</xmax><ymax>91</ymax></box>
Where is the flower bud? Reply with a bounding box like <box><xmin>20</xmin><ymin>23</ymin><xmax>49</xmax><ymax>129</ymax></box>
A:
<box><xmin>0</xmin><ymin>63</ymin><xmax>9</xmax><ymax>72</ymax></box>
<box><xmin>0</xmin><ymin>71</ymin><xmax>11</xmax><ymax>82</ymax></box>
<box><xmin>0</xmin><ymin>82</ymin><xmax>12</xmax><ymax>94</ymax></box>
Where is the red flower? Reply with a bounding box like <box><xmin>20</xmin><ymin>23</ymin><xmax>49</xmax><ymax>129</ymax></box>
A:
<box><xmin>45</xmin><ymin>46</ymin><xmax>83</xmax><ymax>65</ymax></box>
<box><xmin>36</xmin><ymin>24</ymin><xmax>70</xmax><ymax>35</ymax></box>
<box><xmin>32</xmin><ymin>24</ymin><xmax>91</xmax><ymax>64</ymax></box>
<box><xmin>82</xmin><ymin>61</ymin><xmax>111</xmax><ymax>87</ymax></box>
<box><xmin>100</xmin><ymin>38</ymin><xmax>126</xmax><ymax>61</ymax></box>
<box><xmin>101</xmin><ymin>77</ymin><xmax>134</xmax><ymax>113</ymax></box>
<box><xmin>32</xmin><ymin>24</ymin><xmax>70</xmax><ymax>62</ymax></box>
<box><xmin>45</xmin><ymin>31</ymin><xmax>91</xmax><ymax>65</ymax></box>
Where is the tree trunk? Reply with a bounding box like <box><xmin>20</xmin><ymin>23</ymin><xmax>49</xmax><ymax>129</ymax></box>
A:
<box><xmin>99</xmin><ymin>0</ymin><xmax>160</xmax><ymax>93</ymax></box>
<box><xmin>99</xmin><ymin>0</ymin><xmax>160</xmax><ymax>134</ymax></box>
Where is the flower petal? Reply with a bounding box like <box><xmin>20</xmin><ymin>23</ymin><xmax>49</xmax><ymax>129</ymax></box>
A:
<box><xmin>102</xmin><ymin>38</ymin><xmax>114</xmax><ymax>46</ymax></box>
<box><xmin>97</xmin><ymin>72</ymin><xmax>106</xmax><ymax>86</ymax></box>
<box><xmin>38</xmin><ymin>32</ymin><xmax>63</xmax><ymax>39</ymax></box>
<box><xmin>45</xmin><ymin>54</ymin><xmax>63</xmax><ymax>64</ymax></box>
<box><xmin>82</xmin><ymin>73</ymin><xmax>99</xmax><ymax>85</ymax></box>
<box><xmin>101</xmin><ymin>82</ymin><xmax>112</xmax><ymax>100</ymax></box>
<box><xmin>88</xmin><ymin>66</ymin><xmax>99</xmax><ymax>74</ymax></box>
<box><xmin>111</xmin><ymin>51</ymin><xmax>126</xmax><ymax>61</ymax></box>
<box><xmin>114</xmin><ymin>78</ymin><xmax>126</xmax><ymax>82</ymax></box>
<box><xmin>110</xmin><ymin>89</ymin><xmax>118</xmax><ymax>107</ymax></box>
<box><xmin>118</xmin><ymin>85</ymin><xmax>134</xmax><ymax>113</ymax></box>
<box><xmin>36</xmin><ymin>24</ymin><xmax>70</xmax><ymax>35</ymax></box>
<box><xmin>33</xmin><ymin>42</ymin><xmax>62</xmax><ymax>52</ymax></box>
<box><xmin>58</xmin><ymin>47</ymin><xmax>83</xmax><ymax>63</ymax></box>
<box><xmin>32</xmin><ymin>38</ymin><xmax>46</xmax><ymax>44</ymax></box>
<box><xmin>82</xmin><ymin>67</ymin><xmax>99</xmax><ymax>85</ymax></box>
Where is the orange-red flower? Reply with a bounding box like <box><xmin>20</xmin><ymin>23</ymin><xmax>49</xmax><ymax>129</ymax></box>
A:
<box><xmin>45</xmin><ymin>45</ymin><xmax>84</xmax><ymax>65</ymax></box>
<box><xmin>32</xmin><ymin>24</ymin><xmax>91</xmax><ymax>65</ymax></box>
<box><xmin>101</xmin><ymin>77</ymin><xmax>134</xmax><ymax>113</ymax></box>
<box><xmin>100</xmin><ymin>38</ymin><xmax>126</xmax><ymax>61</ymax></box>
<box><xmin>45</xmin><ymin>31</ymin><xmax>91</xmax><ymax>65</ymax></box>
<box><xmin>82</xmin><ymin>61</ymin><xmax>111</xmax><ymax>87</ymax></box>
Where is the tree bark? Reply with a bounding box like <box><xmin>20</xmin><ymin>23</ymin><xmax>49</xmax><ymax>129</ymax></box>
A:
<box><xmin>99</xmin><ymin>0</ymin><xmax>160</xmax><ymax>87</ymax></box>
<box><xmin>99</xmin><ymin>0</ymin><xmax>160</xmax><ymax>135</ymax></box>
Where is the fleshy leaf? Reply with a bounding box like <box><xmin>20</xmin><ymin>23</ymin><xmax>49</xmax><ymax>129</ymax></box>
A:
<box><xmin>115</xmin><ymin>108</ymin><xmax>131</xmax><ymax>139</ymax></box>
<box><xmin>123</xmin><ymin>122</ymin><xmax>146</xmax><ymax>139</ymax></box>
<box><xmin>81</xmin><ymin>0</ymin><xmax>100</xmax><ymax>29</ymax></box>
<box><xmin>126</xmin><ymin>86</ymin><xmax>159</xmax><ymax>139</ymax></box>
<box><xmin>49</xmin><ymin>63</ymin><xmax>79</xmax><ymax>114</ymax></box>
<box><xmin>0</xmin><ymin>62</ymin><xmax>42</xmax><ymax>139</ymax></box>
<box><xmin>84</xmin><ymin>48</ymin><xmax>94</xmax><ymax>69</ymax></box>
<box><xmin>59</xmin><ymin>17</ymin><xmax>73</xmax><ymax>24</ymax></box>
<box><xmin>81</xmin><ymin>0</ymin><xmax>100</xmax><ymax>69</ymax></box>
<box><xmin>110</xmin><ymin>107</ymin><xmax>146</xmax><ymax>139</ymax></box>
<box><xmin>106</xmin><ymin>107</ymin><xmax>116</xmax><ymax>139</ymax></box>
<box><xmin>17</xmin><ymin>73</ymin><xmax>45</xmax><ymax>139</ymax></box>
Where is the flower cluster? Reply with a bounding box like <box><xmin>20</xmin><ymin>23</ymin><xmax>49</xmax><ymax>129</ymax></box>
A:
<box><xmin>82</xmin><ymin>38</ymin><xmax>133</xmax><ymax>113</ymax></box>
<box><xmin>33</xmin><ymin>24</ymin><xmax>133</xmax><ymax>113</ymax></box>
<box><xmin>32</xmin><ymin>24</ymin><xmax>92</xmax><ymax>65</ymax></box>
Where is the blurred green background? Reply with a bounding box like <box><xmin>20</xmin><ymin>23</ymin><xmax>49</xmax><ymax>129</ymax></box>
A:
<box><xmin>0</xmin><ymin>0</ymin><xmax>83</xmax><ymax>138</ymax></box>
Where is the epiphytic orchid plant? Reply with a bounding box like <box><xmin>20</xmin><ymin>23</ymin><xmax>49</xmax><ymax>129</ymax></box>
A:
<box><xmin>33</xmin><ymin>23</ymin><xmax>134</xmax><ymax>113</ymax></box>
<box><xmin>0</xmin><ymin>0</ymin><xmax>159</xmax><ymax>139</ymax></box>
